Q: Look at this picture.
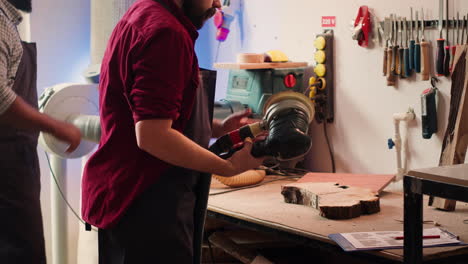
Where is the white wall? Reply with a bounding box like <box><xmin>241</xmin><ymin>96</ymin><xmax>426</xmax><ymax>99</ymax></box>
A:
<box><xmin>26</xmin><ymin>0</ymin><xmax>467</xmax><ymax>263</ymax></box>
<box><xmin>30</xmin><ymin>0</ymin><xmax>91</xmax><ymax>263</ymax></box>
<box><xmin>200</xmin><ymin>0</ymin><xmax>467</xmax><ymax>177</ymax></box>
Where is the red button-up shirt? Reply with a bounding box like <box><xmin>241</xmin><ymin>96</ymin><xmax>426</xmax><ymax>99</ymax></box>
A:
<box><xmin>82</xmin><ymin>0</ymin><xmax>200</xmax><ymax>228</ymax></box>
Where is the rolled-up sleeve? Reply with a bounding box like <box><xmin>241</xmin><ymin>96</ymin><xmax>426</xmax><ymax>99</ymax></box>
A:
<box><xmin>130</xmin><ymin>27</ymin><xmax>193</xmax><ymax>123</ymax></box>
<box><xmin>0</xmin><ymin>25</ymin><xmax>16</xmax><ymax>115</ymax></box>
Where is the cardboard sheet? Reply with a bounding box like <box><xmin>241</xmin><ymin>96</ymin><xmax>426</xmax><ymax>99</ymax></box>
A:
<box><xmin>296</xmin><ymin>172</ymin><xmax>395</xmax><ymax>193</ymax></box>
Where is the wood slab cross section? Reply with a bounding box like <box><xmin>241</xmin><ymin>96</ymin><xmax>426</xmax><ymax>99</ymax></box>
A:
<box><xmin>281</xmin><ymin>182</ymin><xmax>380</xmax><ymax>219</ymax></box>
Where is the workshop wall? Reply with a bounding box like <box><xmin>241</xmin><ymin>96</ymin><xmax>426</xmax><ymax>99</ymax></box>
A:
<box><xmin>22</xmin><ymin>0</ymin><xmax>468</xmax><ymax>263</ymax></box>
<box><xmin>197</xmin><ymin>0</ymin><xmax>468</xmax><ymax>179</ymax></box>
<box><xmin>30</xmin><ymin>0</ymin><xmax>91</xmax><ymax>263</ymax></box>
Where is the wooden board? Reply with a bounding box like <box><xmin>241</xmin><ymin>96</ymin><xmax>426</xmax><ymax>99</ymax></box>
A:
<box><xmin>295</xmin><ymin>172</ymin><xmax>395</xmax><ymax>194</ymax></box>
<box><xmin>281</xmin><ymin>182</ymin><xmax>380</xmax><ymax>219</ymax></box>
<box><xmin>213</xmin><ymin>62</ymin><xmax>308</xmax><ymax>70</ymax></box>
<box><xmin>431</xmin><ymin>45</ymin><xmax>468</xmax><ymax>211</ymax></box>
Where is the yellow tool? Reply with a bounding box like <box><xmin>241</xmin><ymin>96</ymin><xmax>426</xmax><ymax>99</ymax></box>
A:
<box><xmin>314</xmin><ymin>50</ymin><xmax>326</xmax><ymax>64</ymax></box>
<box><xmin>314</xmin><ymin>64</ymin><xmax>326</xmax><ymax>77</ymax></box>
<box><xmin>308</xmin><ymin>76</ymin><xmax>326</xmax><ymax>102</ymax></box>
<box><xmin>314</xmin><ymin>36</ymin><xmax>326</xmax><ymax>50</ymax></box>
<box><xmin>264</xmin><ymin>50</ymin><xmax>289</xmax><ymax>62</ymax></box>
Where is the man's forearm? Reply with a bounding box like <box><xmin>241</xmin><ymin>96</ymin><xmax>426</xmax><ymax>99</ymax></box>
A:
<box><xmin>136</xmin><ymin>119</ymin><xmax>234</xmax><ymax>176</ymax></box>
<box><xmin>0</xmin><ymin>96</ymin><xmax>61</xmax><ymax>133</ymax></box>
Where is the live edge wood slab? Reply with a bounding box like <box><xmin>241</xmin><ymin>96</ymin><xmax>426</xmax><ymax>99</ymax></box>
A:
<box><xmin>281</xmin><ymin>182</ymin><xmax>380</xmax><ymax>219</ymax></box>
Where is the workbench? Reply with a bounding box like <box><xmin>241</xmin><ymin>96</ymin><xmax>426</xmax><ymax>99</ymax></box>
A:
<box><xmin>207</xmin><ymin>176</ymin><xmax>468</xmax><ymax>263</ymax></box>
<box><xmin>404</xmin><ymin>164</ymin><xmax>468</xmax><ymax>264</ymax></box>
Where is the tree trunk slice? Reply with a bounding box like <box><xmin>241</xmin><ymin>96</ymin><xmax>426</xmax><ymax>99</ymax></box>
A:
<box><xmin>281</xmin><ymin>182</ymin><xmax>380</xmax><ymax>219</ymax></box>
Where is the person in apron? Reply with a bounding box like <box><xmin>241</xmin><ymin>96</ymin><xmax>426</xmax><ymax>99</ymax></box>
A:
<box><xmin>0</xmin><ymin>0</ymin><xmax>81</xmax><ymax>262</ymax></box>
<box><xmin>83</xmin><ymin>1</ymin><xmax>264</xmax><ymax>263</ymax></box>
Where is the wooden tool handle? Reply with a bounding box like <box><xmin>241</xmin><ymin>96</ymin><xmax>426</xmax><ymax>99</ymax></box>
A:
<box><xmin>383</xmin><ymin>48</ymin><xmax>388</xmax><ymax>76</ymax></box>
<box><xmin>391</xmin><ymin>46</ymin><xmax>399</xmax><ymax>74</ymax></box>
<box><xmin>386</xmin><ymin>48</ymin><xmax>396</xmax><ymax>86</ymax></box>
<box><xmin>397</xmin><ymin>48</ymin><xmax>404</xmax><ymax>76</ymax></box>
<box><xmin>421</xmin><ymin>41</ymin><xmax>431</xmax><ymax>81</ymax></box>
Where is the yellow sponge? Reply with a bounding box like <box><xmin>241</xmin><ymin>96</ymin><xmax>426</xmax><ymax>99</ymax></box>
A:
<box><xmin>264</xmin><ymin>50</ymin><xmax>289</xmax><ymax>62</ymax></box>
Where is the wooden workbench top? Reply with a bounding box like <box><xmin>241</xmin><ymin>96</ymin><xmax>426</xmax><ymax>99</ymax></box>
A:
<box><xmin>208</xmin><ymin>176</ymin><xmax>468</xmax><ymax>262</ymax></box>
<box><xmin>407</xmin><ymin>164</ymin><xmax>468</xmax><ymax>185</ymax></box>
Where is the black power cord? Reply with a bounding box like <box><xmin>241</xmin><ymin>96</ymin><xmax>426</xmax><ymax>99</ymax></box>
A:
<box><xmin>323</xmin><ymin>121</ymin><xmax>336</xmax><ymax>173</ymax></box>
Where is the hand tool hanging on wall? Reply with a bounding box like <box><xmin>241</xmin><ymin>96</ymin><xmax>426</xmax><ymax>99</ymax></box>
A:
<box><xmin>387</xmin><ymin>15</ymin><xmax>397</xmax><ymax>86</ymax></box>
<box><xmin>397</xmin><ymin>18</ymin><xmax>404</xmax><ymax>76</ymax></box>
<box><xmin>463</xmin><ymin>14</ymin><xmax>468</xmax><ymax>45</ymax></box>
<box><xmin>456</xmin><ymin>12</ymin><xmax>461</xmax><ymax>46</ymax></box>
<box><xmin>436</xmin><ymin>0</ymin><xmax>446</xmax><ymax>76</ymax></box>
<box><xmin>462</xmin><ymin>16</ymin><xmax>466</xmax><ymax>44</ymax></box>
<box><xmin>409</xmin><ymin>8</ymin><xmax>416</xmax><ymax>71</ymax></box>
<box><xmin>421</xmin><ymin>77</ymin><xmax>439</xmax><ymax>139</ymax></box>
<box><xmin>421</xmin><ymin>9</ymin><xmax>431</xmax><ymax>81</ymax></box>
<box><xmin>352</xmin><ymin>6</ymin><xmax>371</xmax><ymax>47</ymax></box>
<box><xmin>444</xmin><ymin>1</ymin><xmax>451</xmax><ymax>76</ymax></box>
<box><xmin>392</xmin><ymin>15</ymin><xmax>400</xmax><ymax>76</ymax></box>
<box><xmin>383</xmin><ymin>17</ymin><xmax>391</xmax><ymax>76</ymax></box>
<box><xmin>414</xmin><ymin>11</ymin><xmax>421</xmax><ymax>73</ymax></box>
<box><xmin>403</xmin><ymin>17</ymin><xmax>411</xmax><ymax>78</ymax></box>
<box><xmin>449</xmin><ymin>16</ymin><xmax>457</xmax><ymax>73</ymax></box>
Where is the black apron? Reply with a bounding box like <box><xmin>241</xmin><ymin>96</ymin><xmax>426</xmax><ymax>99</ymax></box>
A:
<box><xmin>98</xmin><ymin>69</ymin><xmax>216</xmax><ymax>264</ymax></box>
<box><xmin>0</xmin><ymin>41</ymin><xmax>46</xmax><ymax>263</ymax></box>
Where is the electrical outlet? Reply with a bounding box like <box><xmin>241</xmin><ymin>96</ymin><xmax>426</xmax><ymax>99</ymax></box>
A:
<box><xmin>312</xmin><ymin>30</ymin><xmax>334</xmax><ymax>123</ymax></box>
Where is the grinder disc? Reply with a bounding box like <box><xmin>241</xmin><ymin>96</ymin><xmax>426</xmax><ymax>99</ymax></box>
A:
<box><xmin>263</xmin><ymin>91</ymin><xmax>315</xmax><ymax>123</ymax></box>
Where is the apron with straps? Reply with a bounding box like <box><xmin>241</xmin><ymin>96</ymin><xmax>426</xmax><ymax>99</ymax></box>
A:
<box><xmin>97</xmin><ymin>2</ymin><xmax>216</xmax><ymax>263</ymax></box>
<box><xmin>0</xmin><ymin>39</ymin><xmax>47</xmax><ymax>263</ymax></box>
<box><xmin>98</xmin><ymin>68</ymin><xmax>216</xmax><ymax>264</ymax></box>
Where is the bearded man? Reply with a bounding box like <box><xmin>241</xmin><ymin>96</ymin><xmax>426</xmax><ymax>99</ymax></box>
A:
<box><xmin>81</xmin><ymin>0</ymin><xmax>264</xmax><ymax>263</ymax></box>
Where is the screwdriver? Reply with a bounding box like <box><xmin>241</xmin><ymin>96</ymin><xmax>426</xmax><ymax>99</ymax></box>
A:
<box><xmin>403</xmin><ymin>18</ymin><xmax>411</xmax><ymax>78</ymax></box>
<box><xmin>383</xmin><ymin>17</ymin><xmax>389</xmax><ymax>76</ymax></box>
<box><xmin>460</xmin><ymin>16</ymin><xmax>466</xmax><ymax>45</ymax></box>
<box><xmin>409</xmin><ymin>7</ymin><xmax>415</xmax><ymax>71</ymax></box>
<box><xmin>436</xmin><ymin>0</ymin><xmax>445</xmax><ymax>76</ymax></box>
<box><xmin>421</xmin><ymin>9</ymin><xmax>431</xmax><ymax>81</ymax></box>
<box><xmin>443</xmin><ymin>1</ymin><xmax>450</xmax><ymax>76</ymax></box>
<box><xmin>414</xmin><ymin>11</ymin><xmax>421</xmax><ymax>73</ymax></box>
<box><xmin>386</xmin><ymin>14</ymin><xmax>396</xmax><ymax>86</ymax></box>
<box><xmin>391</xmin><ymin>15</ymin><xmax>400</xmax><ymax>76</ymax></box>
<box><xmin>449</xmin><ymin>16</ymin><xmax>457</xmax><ymax>73</ymax></box>
<box><xmin>397</xmin><ymin>17</ymin><xmax>404</xmax><ymax>76</ymax></box>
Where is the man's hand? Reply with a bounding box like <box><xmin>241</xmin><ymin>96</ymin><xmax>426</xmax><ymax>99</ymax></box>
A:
<box><xmin>0</xmin><ymin>97</ymin><xmax>82</xmax><ymax>153</ymax></box>
<box><xmin>225</xmin><ymin>138</ymin><xmax>265</xmax><ymax>176</ymax></box>
<box><xmin>212</xmin><ymin>109</ymin><xmax>262</xmax><ymax>138</ymax></box>
<box><xmin>52</xmin><ymin>122</ymin><xmax>81</xmax><ymax>153</ymax></box>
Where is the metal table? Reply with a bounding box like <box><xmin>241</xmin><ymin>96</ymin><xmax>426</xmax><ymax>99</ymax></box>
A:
<box><xmin>404</xmin><ymin>164</ymin><xmax>468</xmax><ymax>264</ymax></box>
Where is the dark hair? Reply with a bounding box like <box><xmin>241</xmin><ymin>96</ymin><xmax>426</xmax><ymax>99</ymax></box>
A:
<box><xmin>7</xmin><ymin>0</ymin><xmax>32</xmax><ymax>13</ymax></box>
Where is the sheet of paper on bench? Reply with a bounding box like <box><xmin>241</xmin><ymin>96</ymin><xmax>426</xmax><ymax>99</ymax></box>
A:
<box><xmin>296</xmin><ymin>173</ymin><xmax>395</xmax><ymax>193</ymax></box>
<box><xmin>329</xmin><ymin>228</ymin><xmax>461</xmax><ymax>251</ymax></box>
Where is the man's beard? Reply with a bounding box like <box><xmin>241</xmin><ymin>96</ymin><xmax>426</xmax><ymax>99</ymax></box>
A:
<box><xmin>7</xmin><ymin>0</ymin><xmax>32</xmax><ymax>13</ymax></box>
<box><xmin>184</xmin><ymin>3</ymin><xmax>217</xmax><ymax>30</ymax></box>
